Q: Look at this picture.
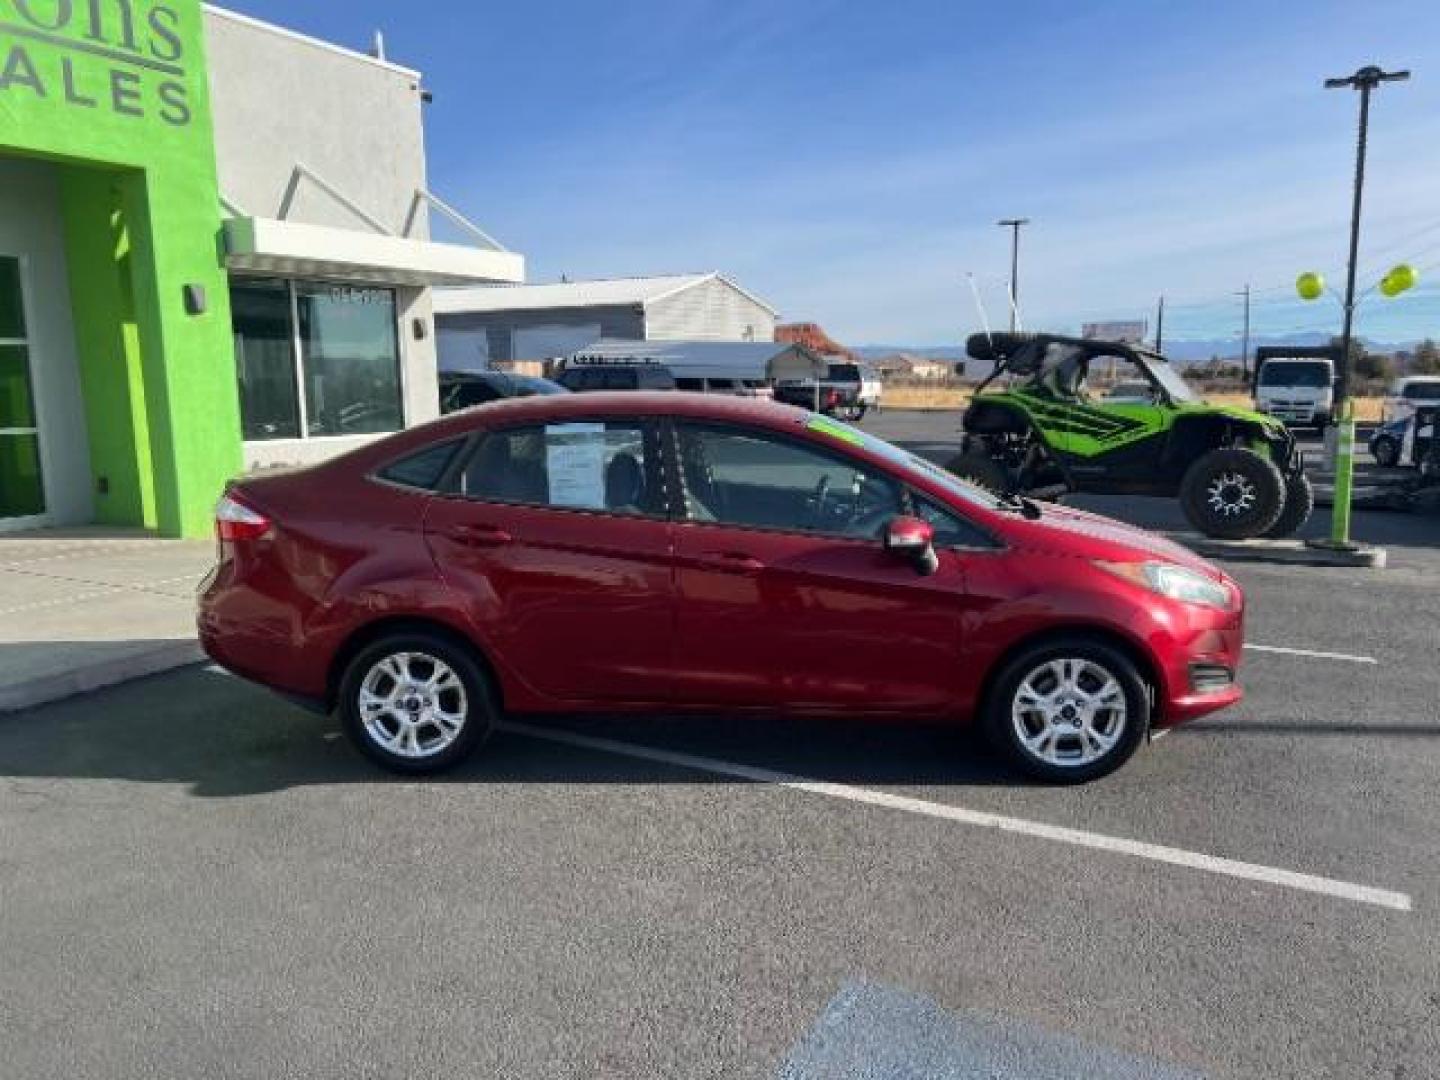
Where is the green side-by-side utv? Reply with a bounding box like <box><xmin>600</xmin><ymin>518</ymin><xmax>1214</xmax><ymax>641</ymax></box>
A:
<box><xmin>946</xmin><ymin>332</ymin><xmax>1314</xmax><ymax>539</ymax></box>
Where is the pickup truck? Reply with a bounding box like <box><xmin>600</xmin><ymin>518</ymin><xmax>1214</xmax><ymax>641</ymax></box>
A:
<box><xmin>773</xmin><ymin>362</ymin><xmax>870</xmax><ymax>419</ymax></box>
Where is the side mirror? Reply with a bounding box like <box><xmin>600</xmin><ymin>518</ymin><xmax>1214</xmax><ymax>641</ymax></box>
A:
<box><xmin>883</xmin><ymin>515</ymin><xmax>939</xmax><ymax>576</ymax></box>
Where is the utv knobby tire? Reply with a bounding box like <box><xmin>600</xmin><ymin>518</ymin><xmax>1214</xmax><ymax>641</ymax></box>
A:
<box><xmin>1180</xmin><ymin>447</ymin><xmax>1286</xmax><ymax>540</ymax></box>
<box><xmin>966</xmin><ymin>331</ymin><xmax>1041</xmax><ymax>363</ymax></box>
<box><xmin>1264</xmin><ymin>472</ymin><xmax>1315</xmax><ymax>538</ymax></box>
<box><xmin>946</xmin><ymin>451</ymin><xmax>1013</xmax><ymax>495</ymax></box>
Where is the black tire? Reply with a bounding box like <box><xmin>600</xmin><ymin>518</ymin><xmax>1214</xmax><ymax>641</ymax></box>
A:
<box><xmin>966</xmin><ymin>331</ymin><xmax>1041</xmax><ymax>363</ymax></box>
<box><xmin>1264</xmin><ymin>472</ymin><xmax>1315</xmax><ymax>538</ymax></box>
<box><xmin>1371</xmin><ymin>436</ymin><xmax>1400</xmax><ymax>468</ymax></box>
<box><xmin>983</xmin><ymin>638</ymin><xmax>1149</xmax><ymax>784</ymax></box>
<box><xmin>945</xmin><ymin>450</ymin><xmax>1013</xmax><ymax>495</ymax></box>
<box><xmin>1179</xmin><ymin>447</ymin><xmax>1286</xmax><ymax>539</ymax></box>
<box><xmin>338</xmin><ymin>631</ymin><xmax>496</xmax><ymax>775</ymax></box>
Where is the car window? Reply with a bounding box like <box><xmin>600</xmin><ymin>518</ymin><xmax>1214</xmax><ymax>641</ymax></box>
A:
<box><xmin>1404</xmin><ymin>382</ymin><xmax>1440</xmax><ymax>401</ymax></box>
<box><xmin>377</xmin><ymin>439</ymin><xmax>465</xmax><ymax>491</ymax></box>
<box><xmin>676</xmin><ymin>423</ymin><xmax>901</xmax><ymax>539</ymax></box>
<box><xmin>676</xmin><ymin>378</ymin><xmax>704</xmax><ymax>391</ymax></box>
<box><xmin>914</xmin><ymin>497</ymin><xmax>997</xmax><ymax>549</ymax></box>
<box><xmin>460</xmin><ymin>422</ymin><xmax>660</xmax><ymax>516</ymax></box>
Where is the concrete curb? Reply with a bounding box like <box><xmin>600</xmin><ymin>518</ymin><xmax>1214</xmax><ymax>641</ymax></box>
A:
<box><xmin>1166</xmin><ymin>533</ymin><xmax>1388</xmax><ymax>568</ymax></box>
<box><xmin>0</xmin><ymin>641</ymin><xmax>206</xmax><ymax>715</ymax></box>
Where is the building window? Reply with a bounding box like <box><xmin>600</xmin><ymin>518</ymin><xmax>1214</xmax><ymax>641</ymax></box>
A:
<box><xmin>231</xmin><ymin>278</ymin><xmax>404</xmax><ymax>442</ymax></box>
<box><xmin>232</xmin><ymin>278</ymin><xmax>301</xmax><ymax>440</ymax></box>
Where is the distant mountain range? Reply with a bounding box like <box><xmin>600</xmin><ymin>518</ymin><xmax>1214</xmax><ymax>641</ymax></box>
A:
<box><xmin>856</xmin><ymin>333</ymin><xmax>1424</xmax><ymax>367</ymax></box>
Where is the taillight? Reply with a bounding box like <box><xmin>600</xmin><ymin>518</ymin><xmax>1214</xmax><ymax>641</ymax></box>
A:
<box><xmin>216</xmin><ymin>493</ymin><xmax>271</xmax><ymax>542</ymax></box>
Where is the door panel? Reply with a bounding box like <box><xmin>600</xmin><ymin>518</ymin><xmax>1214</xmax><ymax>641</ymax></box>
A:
<box><xmin>424</xmin><ymin>420</ymin><xmax>674</xmax><ymax>704</ymax></box>
<box><xmin>672</xmin><ymin>524</ymin><xmax>964</xmax><ymax>710</ymax></box>
<box><xmin>670</xmin><ymin>422</ymin><xmax>964</xmax><ymax>711</ymax></box>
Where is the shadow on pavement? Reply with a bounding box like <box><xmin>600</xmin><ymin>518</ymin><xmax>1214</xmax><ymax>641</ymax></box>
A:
<box><xmin>0</xmin><ymin>665</ymin><xmax>1033</xmax><ymax>798</ymax></box>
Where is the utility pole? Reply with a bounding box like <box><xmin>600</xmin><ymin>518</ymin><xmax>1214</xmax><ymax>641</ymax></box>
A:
<box><xmin>1315</xmin><ymin>64</ymin><xmax>1409</xmax><ymax>552</ymax></box>
<box><xmin>1154</xmin><ymin>295</ymin><xmax>1165</xmax><ymax>353</ymax></box>
<box><xmin>1235</xmin><ymin>284</ymin><xmax>1251</xmax><ymax>378</ymax></box>
<box><xmin>998</xmin><ymin>218</ymin><xmax>1029</xmax><ymax>332</ymax></box>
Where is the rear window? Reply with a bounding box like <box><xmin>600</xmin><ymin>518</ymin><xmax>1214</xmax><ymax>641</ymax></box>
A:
<box><xmin>377</xmin><ymin>439</ymin><xmax>464</xmax><ymax>491</ymax></box>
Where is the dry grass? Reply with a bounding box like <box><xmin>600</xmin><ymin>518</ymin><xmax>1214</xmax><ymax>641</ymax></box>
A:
<box><xmin>880</xmin><ymin>386</ymin><xmax>1384</xmax><ymax>421</ymax></box>
<box><xmin>1205</xmin><ymin>392</ymin><xmax>1383</xmax><ymax>422</ymax></box>
<box><xmin>879</xmin><ymin>387</ymin><xmax>970</xmax><ymax>410</ymax></box>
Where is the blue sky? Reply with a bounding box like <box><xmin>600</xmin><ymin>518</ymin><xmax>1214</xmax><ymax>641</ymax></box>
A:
<box><xmin>224</xmin><ymin>0</ymin><xmax>1440</xmax><ymax>346</ymax></box>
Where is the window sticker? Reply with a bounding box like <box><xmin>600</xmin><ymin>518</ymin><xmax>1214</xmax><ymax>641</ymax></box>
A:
<box><xmin>806</xmin><ymin>415</ymin><xmax>865</xmax><ymax>447</ymax></box>
<box><xmin>545</xmin><ymin>423</ymin><xmax>608</xmax><ymax>508</ymax></box>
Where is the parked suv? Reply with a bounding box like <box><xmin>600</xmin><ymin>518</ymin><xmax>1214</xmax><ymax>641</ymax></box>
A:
<box><xmin>1382</xmin><ymin>376</ymin><xmax>1440</xmax><ymax>424</ymax></box>
<box><xmin>200</xmin><ymin>393</ymin><xmax>1245</xmax><ymax>785</ymax></box>
<box><xmin>556</xmin><ymin>362</ymin><xmax>676</xmax><ymax>392</ymax></box>
<box><xmin>439</xmin><ymin>371</ymin><xmax>566</xmax><ymax>414</ymax></box>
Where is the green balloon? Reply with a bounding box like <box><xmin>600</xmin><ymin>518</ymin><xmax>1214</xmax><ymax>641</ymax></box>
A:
<box><xmin>1382</xmin><ymin>263</ymin><xmax>1417</xmax><ymax>297</ymax></box>
<box><xmin>1296</xmin><ymin>272</ymin><xmax>1325</xmax><ymax>301</ymax></box>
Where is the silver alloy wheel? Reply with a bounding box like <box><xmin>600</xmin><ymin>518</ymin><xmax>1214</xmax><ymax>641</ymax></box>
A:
<box><xmin>1010</xmin><ymin>658</ymin><xmax>1128</xmax><ymax>768</ymax></box>
<box><xmin>1205</xmin><ymin>471</ymin><xmax>1258</xmax><ymax>518</ymax></box>
<box><xmin>358</xmin><ymin>651</ymin><xmax>468</xmax><ymax>759</ymax></box>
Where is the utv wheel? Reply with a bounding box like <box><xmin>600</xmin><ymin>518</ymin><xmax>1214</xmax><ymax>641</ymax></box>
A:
<box><xmin>339</xmin><ymin>632</ymin><xmax>496</xmax><ymax>774</ymax></box>
<box><xmin>1180</xmin><ymin>447</ymin><xmax>1285</xmax><ymax>539</ymax></box>
<box><xmin>946</xmin><ymin>451</ymin><xmax>1013</xmax><ymax>495</ymax></box>
<box><xmin>984</xmin><ymin>638</ymin><xmax>1149</xmax><ymax>783</ymax></box>
<box><xmin>1264</xmin><ymin>472</ymin><xmax>1315</xmax><ymax>538</ymax></box>
<box><xmin>1371</xmin><ymin>436</ymin><xmax>1400</xmax><ymax>468</ymax></box>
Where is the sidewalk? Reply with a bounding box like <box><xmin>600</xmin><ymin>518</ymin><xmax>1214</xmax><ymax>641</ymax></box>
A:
<box><xmin>0</xmin><ymin>528</ymin><xmax>215</xmax><ymax>713</ymax></box>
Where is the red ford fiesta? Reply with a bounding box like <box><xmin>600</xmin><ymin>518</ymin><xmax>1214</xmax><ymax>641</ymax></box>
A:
<box><xmin>199</xmin><ymin>393</ymin><xmax>1244</xmax><ymax>783</ymax></box>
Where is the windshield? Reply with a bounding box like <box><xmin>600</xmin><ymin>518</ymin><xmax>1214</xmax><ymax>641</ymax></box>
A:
<box><xmin>1139</xmin><ymin>357</ymin><xmax>1198</xmax><ymax>403</ymax></box>
<box><xmin>1403</xmin><ymin>381</ymin><xmax>1440</xmax><ymax>401</ymax></box>
<box><xmin>799</xmin><ymin>414</ymin><xmax>1005</xmax><ymax>510</ymax></box>
<box><xmin>1260</xmin><ymin>361</ymin><xmax>1331</xmax><ymax>388</ymax></box>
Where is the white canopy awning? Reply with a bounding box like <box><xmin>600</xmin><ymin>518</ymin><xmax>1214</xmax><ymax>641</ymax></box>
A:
<box><xmin>224</xmin><ymin>217</ymin><xmax>526</xmax><ymax>287</ymax></box>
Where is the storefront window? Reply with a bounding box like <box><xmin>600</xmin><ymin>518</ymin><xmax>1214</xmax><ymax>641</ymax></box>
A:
<box><xmin>232</xmin><ymin>279</ymin><xmax>301</xmax><ymax>440</ymax></box>
<box><xmin>231</xmin><ymin>278</ymin><xmax>404</xmax><ymax>441</ymax></box>
<box><xmin>296</xmin><ymin>284</ymin><xmax>403</xmax><ymax>437</ymax></box>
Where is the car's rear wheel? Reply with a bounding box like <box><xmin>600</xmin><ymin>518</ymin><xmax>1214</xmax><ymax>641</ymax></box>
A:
<box><xmin>339</xmin><ymin>632</ymin><xmax>496</xmax><ymax>774</ymax></box>
<box><xmin>1264</xmin><ymin>472</ymin><xmax>1315</xmax><ymax>538</ymax></box>
<box><xmin>984</xmin><ymin>639</ymin><xmax>1149</xmax><ymax>783</ymax></box>
<box><xmin>946</xmin><ymin>450</ymin><xmax>1013</xmax><ymax>495</ymax></box>
<box><xmin>1179</xmin><ymin>447</ymin><xmax>1285</xmax><ymax>539</ymax></box>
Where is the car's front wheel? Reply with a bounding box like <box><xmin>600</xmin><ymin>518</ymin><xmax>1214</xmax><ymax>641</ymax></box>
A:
<box><xmin>984</xmin><ymin>639</ymin><xmax>1150</xmax><ymax>783</ymax></box>
<box><xmin>1179</xmin><ymin>447</ymin><xmax>1286</xmax><ymax>539</ymax></box>
<box><xmin>339</xmin><ymin>632</ymin><xmax>496</xmax><ymax>774</ymax></box>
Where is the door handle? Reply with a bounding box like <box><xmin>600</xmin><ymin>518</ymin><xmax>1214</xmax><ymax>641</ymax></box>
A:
<box><xmin>702</xmin><ymin>551</ymin><xmax>765</xmax><ymax>575</ymax></box>
<box><xmin>447</xmin><ymin>523</ymin><xmax>513</xmax><ymax>547</ymax></box>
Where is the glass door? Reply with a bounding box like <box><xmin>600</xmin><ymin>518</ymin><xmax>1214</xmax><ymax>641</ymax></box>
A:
<box><xmin>0</xmin><ymin>256</ymin><xmax>46</xmax><ymax>521</ymax></box>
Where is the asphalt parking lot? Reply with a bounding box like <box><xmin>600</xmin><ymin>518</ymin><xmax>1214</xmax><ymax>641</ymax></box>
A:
<box><xmin>2</xmin><ymin>412</ymin><xmax>1438</xmax><ymax>1078</ymax></box>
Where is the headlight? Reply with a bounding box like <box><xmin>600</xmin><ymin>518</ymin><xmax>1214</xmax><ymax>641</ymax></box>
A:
<box><xmin>1095</xmin><ymin>560</ymin><xmax>1232</xmax><ymax>610</ymax></box>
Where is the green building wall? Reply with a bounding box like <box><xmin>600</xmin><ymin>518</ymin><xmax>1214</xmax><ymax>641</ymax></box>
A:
<box><xmin>0</xmin><ymin>0</ymin><xmax>241</xmax><ymax>537</ymax></box>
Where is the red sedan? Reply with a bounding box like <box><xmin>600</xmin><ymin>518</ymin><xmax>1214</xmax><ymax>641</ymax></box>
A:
<box><xmin>199</xmin><ymin>393</ymin><xmax>1244</xmax><ymax>783</ymax></box>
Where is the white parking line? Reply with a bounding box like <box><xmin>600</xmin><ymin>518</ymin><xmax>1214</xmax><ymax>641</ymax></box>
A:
<box><xmin>502</xmin><ymin>720</ymin><xmax>1413</xmax><ymax>913</ymax></box>
<box><xmin>1245</xmin><ymin>644</ymin><xmax>1378</xmax><ymax>665</ymax></box>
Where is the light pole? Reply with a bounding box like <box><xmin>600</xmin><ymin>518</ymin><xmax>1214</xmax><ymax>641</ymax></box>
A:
<box><xmin>1315</xmin><ymin>64</ymin><xmax>1409</xmax><ymax>551</ymax></box>
<box><xmin>998</xmin><ymin>218</ymin><xmax>1029</xmax><ymax>332</ymax></box>
<box><xmin>1235</xmin><ymin>284</ymin><xmax>1251</xmax><ymax>380</ymax></box>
